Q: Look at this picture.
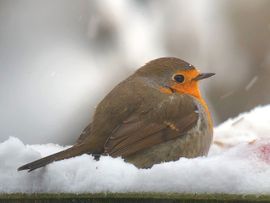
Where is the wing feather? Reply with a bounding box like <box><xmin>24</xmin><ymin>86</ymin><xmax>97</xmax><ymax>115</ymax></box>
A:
<box><xmin>105</xmin><ymin>94</ymin><xmax>199</xmax><ymax>157</ymax></box>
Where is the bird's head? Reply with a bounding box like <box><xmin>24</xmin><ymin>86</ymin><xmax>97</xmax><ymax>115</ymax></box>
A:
<box><xmin>136</xmin><ymin>57</ymin><xmax>215</xmax><ymax>99</ymax></box>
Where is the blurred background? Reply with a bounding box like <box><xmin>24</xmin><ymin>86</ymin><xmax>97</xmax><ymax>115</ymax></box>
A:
<box><xmin>0</xmin><ymin>0</ymin><xmax>270</xmax><ymax>145</ymax></box>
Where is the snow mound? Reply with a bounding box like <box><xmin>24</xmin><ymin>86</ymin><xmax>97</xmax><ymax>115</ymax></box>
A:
<box><xmin>1</xmin><ymin>105</ymin><xmax>270</xmax><ymax>194</ymax></box>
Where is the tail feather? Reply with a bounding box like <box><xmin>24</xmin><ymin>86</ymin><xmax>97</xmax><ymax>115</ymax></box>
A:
<box><xmin>18</xmin><ymin>144</ymin><xmax>90</xmax><ymax>172</ymax></box>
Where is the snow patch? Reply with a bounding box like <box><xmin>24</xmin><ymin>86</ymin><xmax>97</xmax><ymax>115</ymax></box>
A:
<box><xmin>1</xmin><ymin>105</ymin><xmax>270</xmax><ymax>194</ymax></box>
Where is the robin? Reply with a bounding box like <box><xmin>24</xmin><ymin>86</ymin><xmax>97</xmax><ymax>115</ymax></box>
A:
<box><xmin>18</xmin><ymin>57</ymin><xmax>215</xmax><ymax>172</ymax></box>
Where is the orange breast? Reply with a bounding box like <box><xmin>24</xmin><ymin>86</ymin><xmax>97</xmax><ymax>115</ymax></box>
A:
<box><xmin>159</xmin><ymin>68</ymin><xmax>213</xmax><ymax>129</ymax></box>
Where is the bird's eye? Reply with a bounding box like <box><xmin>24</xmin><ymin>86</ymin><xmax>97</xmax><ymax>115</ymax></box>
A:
<box><xmin>173</xmin><ymin>74</ymin><xmax>185</xmax><ymax>83</ymax></box>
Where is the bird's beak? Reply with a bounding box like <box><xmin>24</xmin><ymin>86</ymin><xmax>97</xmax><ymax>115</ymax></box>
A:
<box><xmin>193</xmin><ymin>73</ymin><xmax>215</xmax><ymax>81</ymax></box>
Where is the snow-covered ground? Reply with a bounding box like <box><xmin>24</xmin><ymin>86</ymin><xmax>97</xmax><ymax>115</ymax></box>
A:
<box><xmin>1</xmin><ymin>105</ymin><xmax>270</xmax><ymax>194</ymax></box>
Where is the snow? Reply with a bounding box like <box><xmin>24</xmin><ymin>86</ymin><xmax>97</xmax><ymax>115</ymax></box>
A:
<box><xmin>1</xmin><ymin>105</ymin><xmax>270</xmax><ymax>194</ymax></box>
<box><xmin>245</xmin><ymin>75</ymin><xmax>258</xmax><ymax>91</ymax></box>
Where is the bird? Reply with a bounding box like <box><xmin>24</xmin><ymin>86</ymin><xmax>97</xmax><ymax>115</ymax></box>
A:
<box><xmin>18</xmin><ymin>57</ymin><xmax>215</xmax><ymax>172</ymax></box>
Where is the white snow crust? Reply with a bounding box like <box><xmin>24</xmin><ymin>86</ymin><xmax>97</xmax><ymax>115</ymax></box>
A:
<box><xmin>1</xmin><ymin>105</ymin><xmax>270</xmax><ymax>194</ymax></box>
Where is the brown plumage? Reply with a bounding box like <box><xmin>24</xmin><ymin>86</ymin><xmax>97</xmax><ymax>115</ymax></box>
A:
<box><xmin>18</xmin><ymin>57</ymin><xmax>214</xmax><ymax>172</ymax></box>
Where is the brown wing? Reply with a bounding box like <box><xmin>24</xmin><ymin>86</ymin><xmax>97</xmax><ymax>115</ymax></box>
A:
<box><xmin>104</xmin><ymin>94</ymin><xmax>199</xmax><ymax>158</ymax></box>
<box><xmin>76</xmin><ymin>123</ymin><xmax>92</xmax><ymax>145</ymax></box>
